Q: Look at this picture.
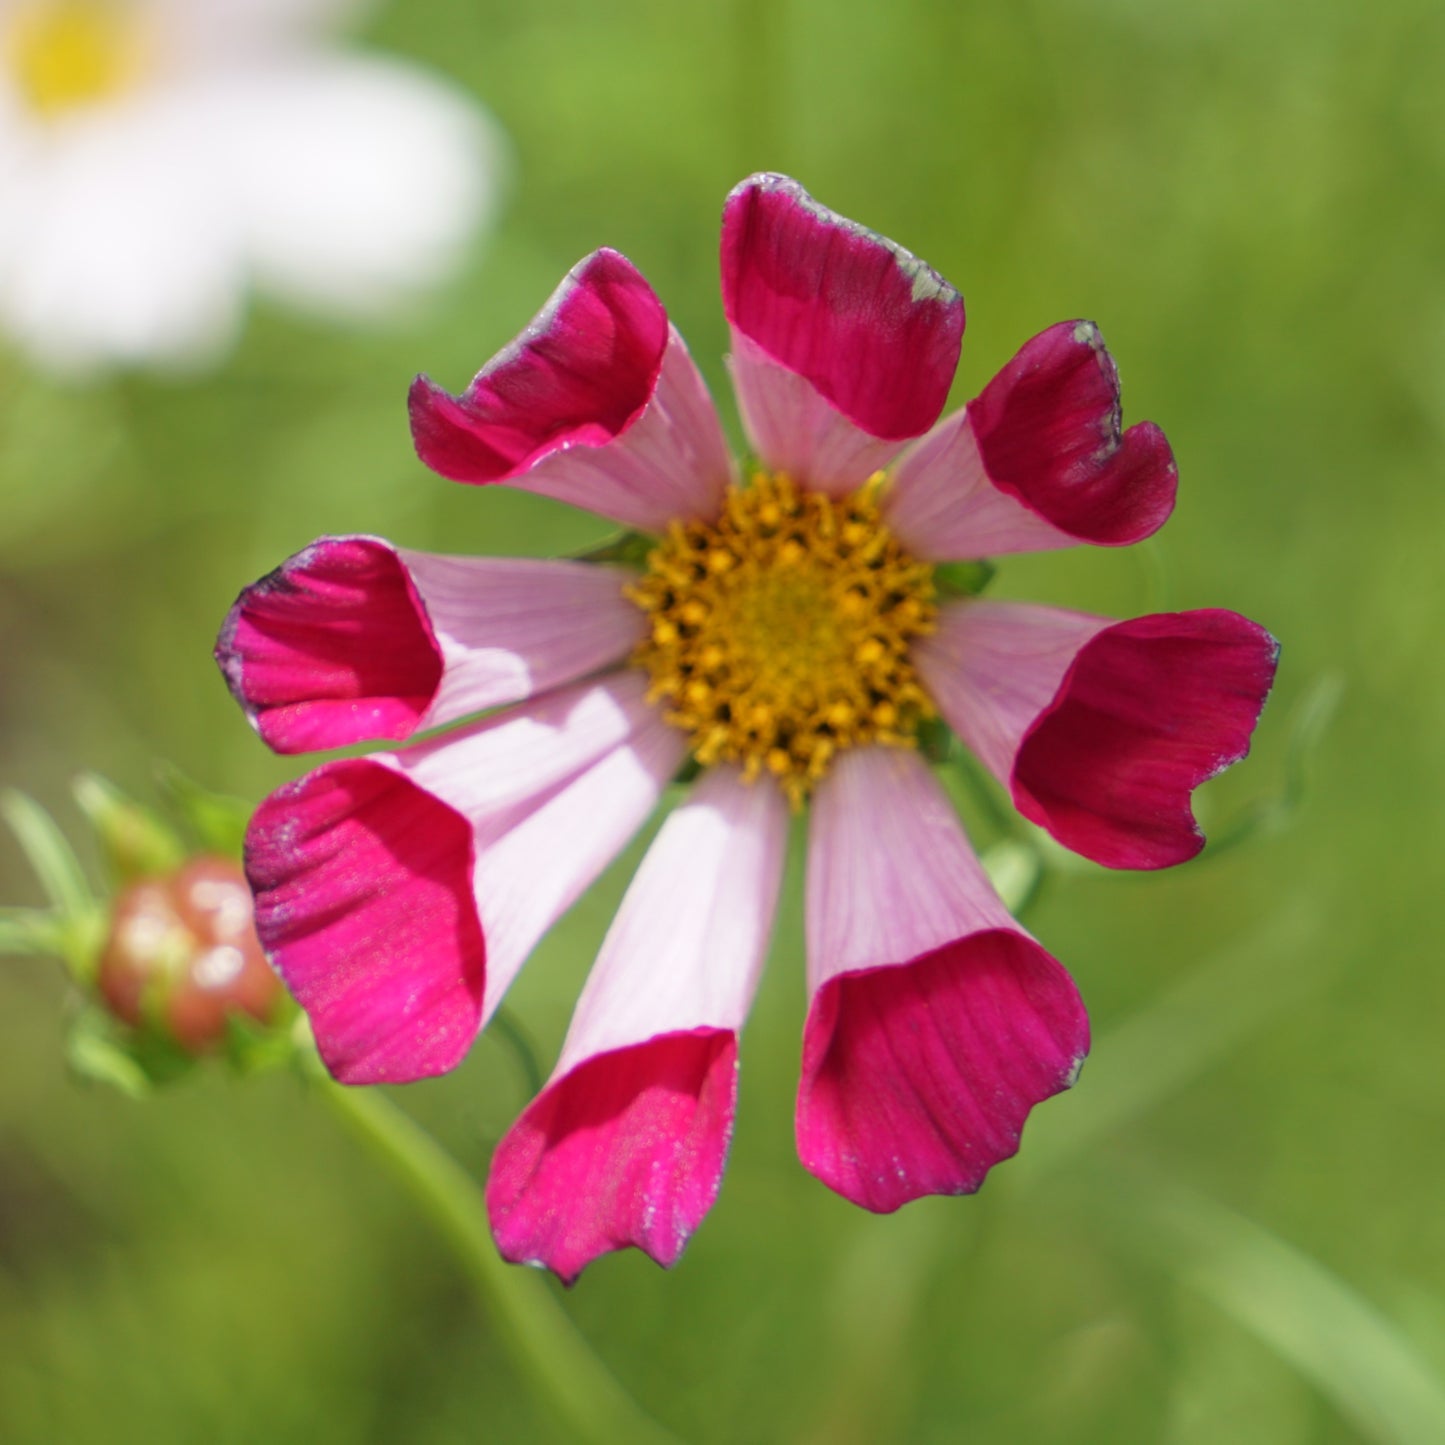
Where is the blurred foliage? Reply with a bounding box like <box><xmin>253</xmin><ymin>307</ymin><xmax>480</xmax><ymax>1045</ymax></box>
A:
<box><xmin>2</xmin><ymin>0</ymin><xmax>1443</xmax><ymax>1441</ymax></box>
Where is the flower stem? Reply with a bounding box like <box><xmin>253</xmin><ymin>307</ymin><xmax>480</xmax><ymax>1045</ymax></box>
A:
<box><xmin>315</xmin><ymin>1075</ymin><xmax>684</xmax><ymax>1445</ymax></box>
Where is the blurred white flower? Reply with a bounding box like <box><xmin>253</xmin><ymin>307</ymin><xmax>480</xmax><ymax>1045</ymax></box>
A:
<box><xmin>0</xmin><ymin>0</ymin><xmax>506</xmax><ymax>372</ymax></box>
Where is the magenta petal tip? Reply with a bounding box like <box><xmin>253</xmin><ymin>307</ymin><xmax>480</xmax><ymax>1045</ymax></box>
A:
<box><xmin>969</xmin><ymin>320</ymin><xmax>1178</xmax><ymax>547</ymax></box>
<box><xmin>216</xmin><ymin>536</ymin><xmax>443</xmax><ymax>755</ymax></box>
<box><xmin>409</xmin><ymin>248</ymin><xmax>669</xmax><ymax>486</ymax></box>
<box><xmin>721</xmin><ymin>173</ymin><xmax>963</xmax><ymax>442</ymax></box>
<box><xmin>246</xmin><ymin>758</ymin><xmax>486</xmax><ymax>1084</ymax></box>
<box><xmin>1014</xmin><ymin>609</ymin><xmax>1281</xmax><ymax>869</ymax></box>
<box><xmin>486</xmin><ymin>1030</ymin><xmax>737</xmax><ymax>1284</ymax></box>
<box><xmin>797</xmin><ymin>932</ymin><xmax>1089</xmax><ymax>1214</ymax></box>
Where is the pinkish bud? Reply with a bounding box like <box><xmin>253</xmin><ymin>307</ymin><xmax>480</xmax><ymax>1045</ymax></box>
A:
<box><xmin>97</xmin><ymin>857</ymin><xmax>281</xmax><ymax>1053</ymax></box>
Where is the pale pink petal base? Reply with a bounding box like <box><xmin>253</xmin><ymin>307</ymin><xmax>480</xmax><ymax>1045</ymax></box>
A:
<box><xmin>470</xmin><ymin>716</ymin><xmax>688</xmax><ymax>1021</ymax></box>
<box><xmin>400</xmin><ymin>549</ymin><xmax>644</xmax><ymax>729</ymax></box>
<box><xmin>246</xmin><ymin>675</ymin><xmax>684</xmax><ymax>1084</ymax></box>
<box><xmin>217</xmin><ymin>536</ymin><xmax>645</xmax><ymax>751</ymax></box>
<box><xmin>410</xmin><ymin>248</ymin><xmax>732</xmax><ymax>531</ymax></box>
<box><xmin>488</xmin><ymin>769</ymin><xmax>788</xmax><ymax>1280</ymax></box>
<box><xmin>918</xmin><ymin>601</ymin><xmax>1280</xmax><ymax>869</ymax></box>
<box><xmin>726</xmin><ymin>331</ymin><xmax>904</xmax><ymax>495</ymax></box>
<box><xmin>915</xmin><ymin>600</ymin><xmax>1111</xmax><ymax>786</ymax></box>
<box><xmin>800</xmin><ymin>748</ymin><xmax>1088</xmax><ymax>1209</ymax></box>
<box><xmin>885</xmin><ymin>409</ymin><xmax>1087</xmax><ymax>559</ymax></box>
<box><xmin>487</xmin><ymin>1031</ymin><xmax>737</xmax><ymax>1285</ymax></box>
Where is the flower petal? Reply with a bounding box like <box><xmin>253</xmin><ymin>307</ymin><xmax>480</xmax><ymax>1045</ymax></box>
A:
<box><xmin>410</xmin><ymin>252</ymin><xmax>732</xmax><ymax>530</ymax></box>
<box><xmin>205</xmin><ymin>55</ymin><xmax>504</xmax><ymax>315</ymax></box>
<box><xmin>799</xmin><ymin>748</ymin><xmax>1088</xmax><ymax>1212</ymax></box>
<box><xmin>916</xmin><ymin>601</ymin><xmax>1280</xmax><ymax>869</ymax></box>
<box><xmin>246</xmin><ymin>757</ymin><xmax>483</xmax><ymax>1085</ymax></box>
<box><xmin>881</xmin><ymin>408</ymin><xmax>1065</xmax><ymax>560</ymax></box>
<box><xmin>887</xmin><ymin>322</ymin><xmax>1176</xmax><ymax>557</ymax></box>
<box><xmin>0</xmin><ymin>93</ymin><xmax>244</xmax><ymax>372</ymax></box>
<box><xmin>246</xmin><ymin>673</ymin><xmax>680</xmax><ymax>1083</ymax></box>
<box><xmin>217</xmin><ymin>535</ymin><xmax>645</xmax><ymax>753</ymax></box>
<box><xmin>721</xmin><ymin>173</ymin><xmax>964</xmax><ymax>446</ymax></box>
<box><xmin>725</xmin><ymin>332</ymin><xmax>903</xmax><ymax>497</ymax></box>
<box><xmin>488</xmin><ymin>768</ymin><xmax>787</xmax><ymax>1282</ymax></box>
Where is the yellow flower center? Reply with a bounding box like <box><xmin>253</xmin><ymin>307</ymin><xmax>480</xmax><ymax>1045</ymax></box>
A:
<box><xmin>628</xmin><ymin>471</ymin><xmax>937</xmax><ymax>806</ymax></box>
<box><xmin>5</xmin><ymin>1</ymin><xmax>146</xmax><ymax>119</ymax></box>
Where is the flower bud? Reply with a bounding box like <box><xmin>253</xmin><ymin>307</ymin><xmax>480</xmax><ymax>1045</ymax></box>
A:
<box><xmin>97</xmin><ymin>856</ymin><xmax>281</xmax><ymax>1054</ymax></box>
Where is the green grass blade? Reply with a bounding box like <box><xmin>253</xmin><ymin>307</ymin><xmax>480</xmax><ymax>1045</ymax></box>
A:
<box><xmin>1111</xmin><ymin>1174</ymin><xmax>1445</xmax><ymax>1445</ymax></box>
<box><xmin>2</xmin><ymin>790</ymin><xmax>93</xmax><ymax>917</ymax></box>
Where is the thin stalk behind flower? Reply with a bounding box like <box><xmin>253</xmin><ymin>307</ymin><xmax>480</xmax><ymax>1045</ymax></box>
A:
<box><xmin>312</xmin><ymin>1065</ymin><xmax>684</xmax><ymax>1445</ymax></box>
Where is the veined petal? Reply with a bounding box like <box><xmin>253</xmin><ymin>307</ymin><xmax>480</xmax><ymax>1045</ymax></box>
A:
<box><xmin>799</xmin><ymin>748</ymin><xmax>1088</xmax><ymax>1212</ymax></box>
<box><xmin>410</xmin><ymin>252</ymin><xmax>732</xmax><ymax>531</ymax></box>
<box><xmin>721</xmin><ymin>173</ymin><xmax>964</xmax><ymax>455</ymax></box>
<box><xmin>882</xmin><ymin>408</ymin><xmax>1073</xmax><ymax>559</ymax></box>
<box><xmin>246</xmin><ymin>757</ymin><xmax>483</xmax><ymax>1086</ymax></box>
<box><xmin>916</xmin><ymin>601</ymin><xmax>1280</xmax><ymax>869</ymax></box>
<box><xmin>990</xmin><ymin>320</ymin><xmax>1175</xmax><ymax>547</ymax></box>
<box><xmin>470</xmin><ymin>714</ymin><xmax>686</xmax><ymax>1022</ymax></box>
<box><xmin>488</xmin><ymin>768</ymin><xmax>787</xmax><ymax>1283</ymax></box>
<box><xmin>216</xmin><ymin>535</ymin><xmax>645</xmax><ymax>753</ymax></box>
<box><xmin>246</xmin><ymin>672</ymin><xmax>679</xmax><ymax>1083</ymax></box>
<box><xmin>725</xmin><ymin>331</ymin><xmax>904</xmax><ymax>497</ymax></box>
<box><xmin>888</xmin><ymin>322</ymin><xmax>1176</xmax><ymax>557</ymax></box>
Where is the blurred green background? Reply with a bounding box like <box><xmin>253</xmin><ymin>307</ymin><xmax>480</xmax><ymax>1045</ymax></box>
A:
<box><xmin>3</xmin><ymin>0</ymin><xmax>1443</xmax><ymax>1441</ymax></box>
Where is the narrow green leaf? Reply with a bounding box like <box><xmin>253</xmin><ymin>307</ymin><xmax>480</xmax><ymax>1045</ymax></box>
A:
<box><xmin>933</xmin><ymin>558</ymin><xmax>997</xmax><ymax>598</ymax></box>
<box><xmin>154</xmin><ymin>764</ymin><xmax>253</xmax><ymax>860</ymax></box>
<box><xmin>1206</xmin><ymin>671</ymin><xmax>1344</xmax><ymax>859</ymax></box>
<box><xmin>65</xmin><ymin>1010</ymin><xmax>153</xmax><ymax>1099</ymax></box>
<box><xmin>1</xmin><ymin>790</ymin><xmax>93</xmax><ymax>917</ymax></box>
<box><xmin>73</xmin><ymin>773</ymin><xmax>185</xmax><ymax>882</ymax></box>
<box><xmin>1108</xmin><ymin>1173</ymin><xmax>1445</xmax><ymax>1445</ymax></box>
<box><xmin>566</xmin><ymin>530</ymin><xmax>655</xmax><ymax>568</ymax></box>
<box><xmin>0</xmin><ymin>906</ymin><xmax>64</xmax><ymax>957</ymax></box>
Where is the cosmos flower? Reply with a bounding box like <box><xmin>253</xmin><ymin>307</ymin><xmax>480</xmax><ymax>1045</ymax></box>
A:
<box><xmin>216</xmin><ymin>174</ymin><xmax>1279</xmax><ymax>1282</ymax></box>
<box><xmin>0</xmin><ymin>0</ymin><xmax>503</xmax><ymax>372</ymax></box>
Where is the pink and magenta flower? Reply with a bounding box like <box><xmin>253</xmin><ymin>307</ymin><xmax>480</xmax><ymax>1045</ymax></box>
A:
<box><xmin>217</xmin><ymin>174</ymin><xmax>1278</xmax><ymax>1283</ymax></box>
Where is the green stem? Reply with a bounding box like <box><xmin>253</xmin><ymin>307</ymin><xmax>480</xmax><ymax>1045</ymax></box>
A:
<box><xmin>316</xmin><ymin>1075</ymin><xmax>684</xmax><ymax>1445</ymax></box>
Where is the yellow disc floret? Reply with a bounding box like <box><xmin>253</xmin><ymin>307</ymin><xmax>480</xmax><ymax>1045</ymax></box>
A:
<box><xmin>6</xmin><ymin>2</ymin><xmax>146</xmax><ymax>119</ymax></box>
<box><xmin>627</xmin><ymin>471</ymin><xmax>937</xmax><ymax>806</ymax></box>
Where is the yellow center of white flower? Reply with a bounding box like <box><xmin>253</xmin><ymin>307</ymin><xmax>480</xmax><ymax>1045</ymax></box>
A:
<box><xmin>628</xmin><ymin>471</ymin><xmax>937</xmax><ymax>807</ymax></box>
<box><xmin>5</xmin><ymin>1</ymin><xmax>145</xmax><ymax>118</ymax></box>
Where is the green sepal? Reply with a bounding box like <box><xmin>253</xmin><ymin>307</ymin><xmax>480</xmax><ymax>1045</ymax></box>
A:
<box><xmin>2</xmin><ymin>789</ymin><xmax>93</xmax><ymax>918</ymax></box>
<box><xmin>73</xmin><ymin>772</ymin><xmax>186</xmax><ymax>884</ymax></box>
<box><xmin>65</xmin><ymin>1006</ymin><xmax>197</xmax><ymax>1098</ymax></box>
<box><xmin>670</xmin><ymin>756</ymin><xmax>704</xmax><ymax>789</ymax></box>
<box><xmin>0</xmin><ymin>905</ymin><xmax>67</xmax><ymax>957</ymax></box>
<box><xmin>154</xmin><ymin>764</ymin><xmax>253</xmax><ymax>861</ymax></box>
<box><xmin>980</xmin><ymin>839</ymin><xmax>1045</xmax><ymax>916</ymax></box>
<box><xmin>222</xmin><ymin>998</ymin><xmax>302</xmax><ymax>1078</ymax></box>
<box><xmin>917</xmin><ymin>716</ymin><xmax>956</xmax><ymax>764</ymax></box>
<box><xmin>1</xmin><ymin>791</ymin><xmax>107</xmax><ymax>980</ymax></box>
<box><xmin>567</xmin><ymin>531</ymin><xmax>655</xmax><ymax>569</ymax></box>
<box><xmin>932</xmin><ymin>559</ymin><xmax>997</xmax><ymax>598</ymax></box>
